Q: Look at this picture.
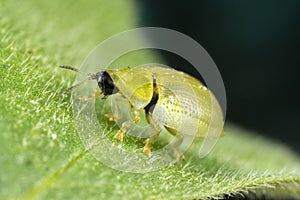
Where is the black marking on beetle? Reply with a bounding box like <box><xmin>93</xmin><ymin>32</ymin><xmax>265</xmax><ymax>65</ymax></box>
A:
<box><xmin>96</xmin><ymin>71</ymin><xmax>119</xmax><ymax>96</ymax></box>
<box><xmin>145</xmin><ymin>76</ymin><xmax>159</xmax><ymax>114</ymax></box>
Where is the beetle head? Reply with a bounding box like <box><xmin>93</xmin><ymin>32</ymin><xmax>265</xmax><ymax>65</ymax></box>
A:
<box><xmin>96</xmin><ymin>71</ymin><xmax>119</xmax><ymax>96</ymax></box>
<box><xmin>59</xmin><ymin>65</ymin><xmax>118</xmax><ymax>97</ymax></box>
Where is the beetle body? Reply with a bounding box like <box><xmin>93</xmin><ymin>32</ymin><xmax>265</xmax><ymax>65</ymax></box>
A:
<box><xmin>105</xmin><ymin>66</ymin><xmax>223</xmax><ymax>136</ymax></box>
<box><xmin>61</xmin><ymin>65</ymin><xmax>224</xmax><ymax>159</ymax></box>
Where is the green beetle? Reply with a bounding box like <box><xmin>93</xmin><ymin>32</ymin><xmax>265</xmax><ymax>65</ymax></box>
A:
<box><xmin>60</xmin><ymin>65</ymin><xmax>224</xmax><ymax>159</ymax></box>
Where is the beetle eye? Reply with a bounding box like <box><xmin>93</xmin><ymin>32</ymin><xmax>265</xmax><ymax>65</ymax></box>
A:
<box><xmin>96</xmin><ymin>72</ymin><xmax>104</xmax><ymax>83</ymax></box>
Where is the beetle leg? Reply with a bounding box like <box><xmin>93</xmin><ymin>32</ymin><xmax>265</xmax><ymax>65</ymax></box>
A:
<box><xmin>78</xmin><ymin>91</ymin><xmax>101</xmax><ymax>100</ymax></box>
<box><xmin>133</xmin><ymin>109</ymin><xmax>140</xmax><ymax>123</ymax></box>
<box><xmin>173</xmin><ymin>134</ymin><xmax>184</xmax><ymax>160</ymax></box>
<box><xmin>104</xmin><ymin>113</ymin><xmax>122</xmax><ymax>121</ymax></box>
<box><xmin>113</xmin><ymin>107</ymin><xmax>141</xmax><ymax>141</ymax></box>
<box><xmin>143</xmin><ymin>113</ymin><xmax>162</xmax><ymax>155</ymax></box>
<box><xmin>114</xmin><ymin>121</ymin><xmax>133</xmax><ymax>141</ymax></box>
<box><xmin>143</xmin><ymin>129</ymin><xmax>161</xmax><ymax>155</ymax></box>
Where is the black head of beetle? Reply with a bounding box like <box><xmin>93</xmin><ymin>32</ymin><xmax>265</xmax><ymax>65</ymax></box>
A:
<box><xmin>96</xmin><ymin>71</ymin><xmax>119</xmax><ymax>96</ymax></box>
<box><xmin>59</xmin><ymin>66</ymin><xmax>119</xmax><ymax>96</ymax></box>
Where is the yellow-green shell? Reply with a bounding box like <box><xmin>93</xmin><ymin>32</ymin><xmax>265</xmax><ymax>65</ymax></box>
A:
<box><xmin>106</xmin><ymin>66</ymin><xmax>224</xmax><ymax>138</ymax></box>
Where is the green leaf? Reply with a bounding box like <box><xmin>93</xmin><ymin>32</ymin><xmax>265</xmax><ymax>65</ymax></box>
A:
<box><xmin>0</xmin><ymin>0</ymin><xmax>299</xmax><ymax>199</ymax></box>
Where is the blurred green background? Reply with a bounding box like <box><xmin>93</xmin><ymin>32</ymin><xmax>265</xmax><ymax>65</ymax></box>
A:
<box><xmin>136</xmin><ymin>0</ymin><xmax>300</xmax><ymax>153</ymax></box>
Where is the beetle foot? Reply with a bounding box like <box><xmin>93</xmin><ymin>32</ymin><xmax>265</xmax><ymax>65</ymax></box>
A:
<box><xmin>174</xmin><ymin>149</ymin><xmax>184</xmax><ymax>160</ymax></box>
<box><xmin>78</xmin><ymin>91</ymin><xmax>101</xmax><ymax>100</ymax></box>
<box><xmin>78</xmin><ymin>95</ymin><xmax>96</xmax><ymax>100</ymax></box>
<box><xmin>143</xmin><ymin>143</ymin><xmax>151</xmax><ymax>155</ymax></box>
<box><xmin>105</xmin><ymin>113</ymin><xmax>122</xmax><ymax>121</ymax></box>
<box><xmin>114</xmin><ymin>129</ymin><xmax>125</xmax><ymax>141</ymax></box>
<box><xmin>133</xmin><ymin>110</ymin><xmax>140</xmax><ymax>123</ymax></box>
<box><xmin>134</xmin><ymin>116</ymin><xmax>140</xmax><ymax>123</ymax></box>
<box><xmin>175</xmin><ymin>151</ymin><xmax>185</xmax><ymax>160</ymax></box>
<box><xmin>104</xmin><ymin>113</ymin><xmax>122</xmax><ymax>121</ymax></box>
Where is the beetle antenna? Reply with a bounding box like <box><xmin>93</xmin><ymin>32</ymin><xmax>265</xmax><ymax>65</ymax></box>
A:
<box><xmin>62</xmin><ymin>78</ymin><xmax>90</xmax><ymax>95</ymax></box>
<box><xmin>59</xmin><ymin>65</ymin><xmax>79</xmax><ymax>71</ymax></box>
<box><xmin>59</xmin><ymin>65</ymin><xmax>85</xmax><ymax>75</ymax></box>
<box><xmin>59</xmin><ymin>65</ymin><xmax>98</xmax><ymax>95</ymax></box>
